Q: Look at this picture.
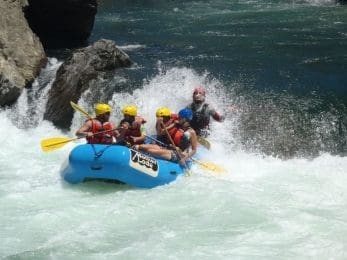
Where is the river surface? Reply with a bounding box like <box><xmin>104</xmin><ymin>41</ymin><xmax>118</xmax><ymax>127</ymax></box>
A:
<box><xmin>1</xmin><ymin>0</ymin><xmax>347</xmax><ymax>259</ymax></box>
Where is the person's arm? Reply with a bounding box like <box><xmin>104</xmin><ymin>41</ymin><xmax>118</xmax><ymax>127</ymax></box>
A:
<box><xmin>130</xmin><ymin>122</ymin><xmax>146</xmax><ymax>144</ymax></box>
<box><xmin>165</xmin><ymin>121</ymin><xmax>177</xmax><ymax>131</ymax></box>
<box><xmin>155</xmin><ymin>118</ymin><xmax>164</xmax><ymax>136</ymax></box>
<box><xmin>156</xmin><ymin>118</ymin><xmax>176</xmax><ymax>136</ymax></box>
<box><xmin>76</xmin><ymin>120</ymin><xmax>93</xmax><ymax>137</ymax></box>
<box><xmin>112</xmin><ymin>130</ymin><xmax>120</xmax><ymax>139</ymax></box>
<box><xmin>187</xmin><ymin>129</ymin><xmax>198</xmax><ymax>158</ymax></box>
<box><xmin>209</xmin><ymin>107</ymin><xmax>225</xmax><ymax>122</ymax></box>
<box><xmin>137</xmin><ymin>125</ymin><xmax>146</xmax><ymax>143</ymax></box>
<box><xmin>178</xmin><ymin>129</ymin><xmax>197</xmax><ymax>165</ymax></box>
<box><xmin>116</xmin><ymin>121</ymin><xmax>129</xmax><ymax>142</ymax></box>
<box><xmin>119</xmin><ymin>120</ymin><xmax>130</xmax><ymax>129</ymax></box>
<box><xmin>167</xmin><ymin>114</ymin><xmax>179</xmax><ymax>131</ymax></box>
<box><xmin>109</xmin><ymin>122</ymin><xmax>121</xmax><ymax>138</ymax></box>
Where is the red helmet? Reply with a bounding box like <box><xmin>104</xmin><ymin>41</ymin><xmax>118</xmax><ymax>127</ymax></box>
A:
<box><xmin>193</xmin><ymin>86</ymin><xmax>206</xmax><ymax>103</ymax></box>
<box><xmin>193</xmin><ymin>86</ymin><xmax>206</xmax><ymax>96</ymax></box>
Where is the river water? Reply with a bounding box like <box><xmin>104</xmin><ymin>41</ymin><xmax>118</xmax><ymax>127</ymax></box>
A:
<box><xmin>1</xmin><ymin>0</ymin><xmax>347</xmax><ymax>259</ymax></box>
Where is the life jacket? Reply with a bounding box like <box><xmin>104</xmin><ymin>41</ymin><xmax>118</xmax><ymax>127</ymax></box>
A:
<box><xmin>86</xmin><ymin>119</ymin><xmax>114</xmax><ymax>144</ymax></box>
<box><xmin>189</xmin><ymin>103</ymin><xmax>210</xmax><ymax>135</ymax></box>
<box><xmin>168</xmin><ymin>124</ymin><xmax>191</xmax><ymax>151</ymax></box>
<box><xmin>170</xmin><ymin>113</ymin><xmax>179</xmax><ymax>122</ymax></box>
<box><xmin>157</xmin><ymin>114</ymin><xmax>179</xmax><ymax>145</ymax></box>
<box><xmin>122</xmin><ymin>116</ymin><xmax>146</xmax><ymax>145</ymax></box>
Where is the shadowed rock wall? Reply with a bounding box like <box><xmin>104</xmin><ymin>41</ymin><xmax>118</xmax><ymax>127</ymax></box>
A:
<box><xmin>25</xmin><ymin>0</ymin><xmax>98</xmax><ymax>48</ymax></box>
<box><xmin>44</xmin><ymin>39</ymin><xmax>132</xmax><ymax>129</ymax></box>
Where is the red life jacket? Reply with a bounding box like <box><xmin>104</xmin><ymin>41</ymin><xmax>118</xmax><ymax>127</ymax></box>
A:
<box><xmin>157</xmin><ymin>114</ymin><xmax>179</xmax><ymax>145</ymax></box>
<box><xmin>86</xmin><ymin>119</ymin><xmax>114</xmax><ymax>144</ymax></box>
<box><xmin>123</xmin><ymin>116</ymin><xmax>146</xmax><ymax>145</ymax></box>
<box><xmin>168</xmin><ymin>124</ymin><xmax>190</xmax><ymax>151</ymax></box>
<box><xmin>170</xmin><ymin>113</ymin><xmax>179</xmax><ymax>122</ymax></box>
<box><xmin>161</xmin><ymin>114</ymin><xmax>178</xmax><ymax>129</ymax></box>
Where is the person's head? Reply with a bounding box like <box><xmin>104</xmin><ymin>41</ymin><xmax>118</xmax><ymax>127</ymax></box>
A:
<box><xmin>122</xmin><ymin>105</ymin><xmax>137</xmax><ymax>122</ymax></box>
<box><xmin>178</xmin><ymin>108</ymin><xmax>193</xmax><ymax>126</ymax></box>
<box><xmin>95</xmin><ymin>103</ymin><xmax>112</xmax><ymax>122</ymax></box>
<box><xmin>193</xmin><ymin>86</ymin><xmax>206</xmax><ymax>104</ymax></box>
<box><xmin>156</xmin><ymin>107</ymin><xmax>171</xmax><ymax>122</ymax></box>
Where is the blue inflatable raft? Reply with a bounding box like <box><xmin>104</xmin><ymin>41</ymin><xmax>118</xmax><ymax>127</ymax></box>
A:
<box><xmin>60</xmin><ymin>144</ymin><xmax>186</xmax><ymax>188</ymax></box>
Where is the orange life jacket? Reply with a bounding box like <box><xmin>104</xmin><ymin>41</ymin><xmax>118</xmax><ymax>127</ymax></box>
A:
<box><xmin>157</xmin><ymin>114</ymin><xmax>179</xmax><ymax>145</ymax></box>
<box><xmin>168</xmin><ymin>124</ymin><xmax>191</xmax><ymax>151</ymax></box>
<box><xmin>86</xmin><ymin>119</ymin><xmax>114</xmax><ymax>144</ymax></box>
<box><xmin>122</xmin><ymin>116</ymin><xmax>146</xmax><ymax>145</ymax></box>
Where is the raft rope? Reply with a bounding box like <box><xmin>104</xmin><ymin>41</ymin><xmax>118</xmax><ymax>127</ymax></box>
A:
<box><xmin>91</xmin><ymin>144</ymin><xmax>112</xmax><ymax>159</ymax></box>
<box><xmin>90</xmin><ymin>139</ymin><xmax>131</xmax><ymax>159</ymax></box>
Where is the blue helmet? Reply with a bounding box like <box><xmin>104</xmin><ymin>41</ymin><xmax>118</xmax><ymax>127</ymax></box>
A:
<box><xmin>178</xmin><ymin>108</ymin><xmax>193</xmax><ymax>121</ymax></box>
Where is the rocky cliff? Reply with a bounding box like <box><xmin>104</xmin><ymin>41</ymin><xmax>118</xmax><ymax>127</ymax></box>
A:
<box><xmin>0</xmin><ymin>0</ymin><xmax>98</xmax><ymax>108</ymax></box>
<box><xmin>0</xmin><ymin>0</ymin><xmax>47</xmax><ymax>107</ymax></box>
<box><xmin>44</xmin><ymin>39</ymin><xmax>132</xmax><ymax>129</ymax></box>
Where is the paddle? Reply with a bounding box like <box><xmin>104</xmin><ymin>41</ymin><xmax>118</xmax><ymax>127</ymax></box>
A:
<box><xmin>40</xmin><ymin>128</ymin><xmax>120</xmax><ymax>152</ymax></box>
<box><xmin>70</xmin><ymin>101</ymin><xmax>93</xmax><ymax>119</ymax></box>
<box><xmin>190</xmin><ymin>158</ymin><xmax>226</xmax><ymax>173</ymax></box>
<box><xmin>145</xmin><ymin>134</ymin><xmax>225</xmax><ymax>173</ymax></box>
<box><xmin>41</xmin><ymin>136</ymin><xmax>82</xmax><ymax>152</ymax></box>
<box><xmin>197</xmin><ymin>136</ymin><xmax>211</xmax><ymax>150</ymax></box>
<box><xmin>160</xmin><ymin>122</ymin><xmax>191</xmax><ymax>175</ymax></box>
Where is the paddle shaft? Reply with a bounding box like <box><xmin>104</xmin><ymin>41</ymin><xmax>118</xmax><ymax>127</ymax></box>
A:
<box><xmin>70</xmin><ymin>101</ymin><xmax>93</xmax><ymax>119</ymax></box>
<box><xmin>78</xmin><ymin>127</ymin><xmax>121</xmax><ymax>138</ymax></box>
<box><xmin>43</xmin><ymin>128</ymin><xmax>120</xmax><ymax>148</ymax></box>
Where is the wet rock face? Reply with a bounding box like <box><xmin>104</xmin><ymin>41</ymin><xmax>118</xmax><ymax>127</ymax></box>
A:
<box><xmin>44</xmin><ymin>39</ymin><xmax>132</xmax><ymax>129</ymax></box>
<box><xmin>25</xmin><ymin>0</ymin><xmax>98</xmax><ymax>48</ymax></box>
<box><xmin>0</xmin><ymin>0</ymin><xmax>47</xmax><ymax>107</ymax></box>
<box><xmin>0</xmin><ymin>74</ymin><xmax>22</xmax><ymax>107</ymax></box>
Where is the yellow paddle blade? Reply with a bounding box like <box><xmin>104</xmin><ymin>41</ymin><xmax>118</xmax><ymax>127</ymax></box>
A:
<box><xmin>192</xmin><ymin>158</ymin><xmax>226</xmax><ymax>173</ymax></box>
<box><xmin>197</xmin><ymin>136</ymin><xmax>211</xmax><ymax>150</ymax></box>
<box><xmin>70</xmin><ymin>101</ymin><xmax>93</xmax><ymax>119</ymax></box>
<box><xmin>41</xmin><ymin>137</ymin><xmax>78</xmax><ymax>152</ymax></box>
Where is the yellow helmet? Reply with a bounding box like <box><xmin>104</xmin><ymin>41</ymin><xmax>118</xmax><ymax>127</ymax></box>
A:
<box><xmin>156</xmin><ymin>107</ymin><xmax>171</xmax><ymax>117</ymax></box>
<box><xmin>95</xmin><ymin>103</ymin><xmax>112</xmax><ymax>116</ymax></box>
<box><xmin>122</xmin><ymin>105</ymin><xmax>137</xmax><ymax>116</ymax></box>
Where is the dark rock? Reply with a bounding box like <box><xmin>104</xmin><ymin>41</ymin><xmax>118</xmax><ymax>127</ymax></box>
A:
<box><xmin>0</xmin><ymin>74</ymin><xmax>22</xmax><ymax>107</ymax></box>
<box><xmin>24</xmin><ymin>0</ymin><xmax>97</xmax><ymax>48</ymax></box>
<box><xmin>44</xmin><ymin>39</ymin><xmax>132</xmax><ymax>129</ymax></box>
<box><xmin>0</xmin><ymin>0</ymin><xmax>47</xmax><ymax>107</ymax></box>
